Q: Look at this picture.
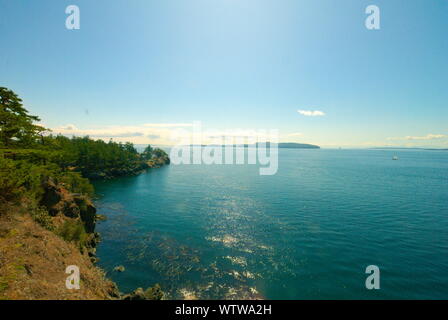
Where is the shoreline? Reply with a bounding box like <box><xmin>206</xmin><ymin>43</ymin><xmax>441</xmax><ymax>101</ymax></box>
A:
<box><xmin>87</xmin><ymin>158</ymin><xmax>171</xmax><ymax>300</ymax></box>
<box><xmin>0</xmin><ymin>157</ymin><xmax>170</xmax><ymax>300</ymax></box>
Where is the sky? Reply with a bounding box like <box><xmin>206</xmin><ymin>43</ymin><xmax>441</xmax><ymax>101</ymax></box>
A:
<box><xmin>1</xmin><ymin>0</ymin><xmax>447</xmax><ymax>147</ymax></box>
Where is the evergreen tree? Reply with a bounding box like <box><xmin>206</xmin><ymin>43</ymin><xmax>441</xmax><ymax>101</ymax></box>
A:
<box><xmin>142</xmin><ymin>145</ymin><xmax>153</xmax><ymax>160</ymax></box>
<box><xmin>0</xmin><ymin>87</ymin><xmax>46</xmax><ymax>147</ymax></box>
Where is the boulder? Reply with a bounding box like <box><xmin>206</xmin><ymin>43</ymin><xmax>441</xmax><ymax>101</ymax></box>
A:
<box><xmin>40</xmin><ymin>179</ymin><xmax>62</xmax><ymax>214</ymax></box>
<box><xmin>144</xmin><ymin>284</ymin><xmax>164</xmax><ymax>300</ymax></box>
<box><xmin>121</xmin><ymin>285</ymin><xmax>164</xmax><ymax>300</ymax></box>
<box><xmin>63</xmin><ymin>202</ymin><xmax>80</xmax><ymax>218</ymax></box>
<box><xmin>113</xmin><ymin>265</ymin><xmax>125</xmax><ymax>272</ymax></box>
<box><xmin>122</xmin><ymin>288</ymin><xmax>146</xmax><ymax>300</ymax></box>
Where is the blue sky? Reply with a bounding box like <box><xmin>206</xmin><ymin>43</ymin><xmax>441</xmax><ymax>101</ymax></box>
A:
<box><xmin>1</xmin><ymin>0</ymin><xmax>447</xmax><ymax>147</ymax></box>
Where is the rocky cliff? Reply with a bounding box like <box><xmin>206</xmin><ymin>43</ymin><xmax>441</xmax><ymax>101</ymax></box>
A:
<box><xmin>0</xmin><ymin>202</ymin><xmax>120</xmax><ymax>300</ymax></box>
<box><xmin>0</xmin><ymin>179</ymin><xmax>163</xmax><ymax>300</ymax></box>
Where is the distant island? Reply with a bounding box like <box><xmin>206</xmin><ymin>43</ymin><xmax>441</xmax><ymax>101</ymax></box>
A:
<box><xmin>188</xmin><ymin>142</ymin><xmax>320</xmax><ymax>149</ymax></box>
<box><xmin>272</xmin><ymin>143</ymin><xmax>320</xmax><ymax>149</ymax></box>
<box><xmin>370</xmin><ymin>147</ymin><xmax>448</xmax><ymax>151</ymax></box>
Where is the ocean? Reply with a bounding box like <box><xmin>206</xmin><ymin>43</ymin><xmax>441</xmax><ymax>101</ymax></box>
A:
<box><xmin>93</xmin><ymin>148</ymin><xmax>448</xmax><ymax>299</ymax></box>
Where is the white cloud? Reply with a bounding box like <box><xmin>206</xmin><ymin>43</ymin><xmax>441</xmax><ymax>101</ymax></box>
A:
<box><xmin>387</xmin><ymin>134</ymin><xmax>447</xmax><ymax>141</ymax></box>
<box><xmin>50</xmin><ymin>124</ymin><xmax>281</xmax><ymax>145</ymax></box>
<box><xmin>297</xmin><ymin>110</ymin><xmax>325</xmax><ymax>117</ymax></box>
<box><xmin>406</xmin><ymin>134</ymin><xmax>446</xmax><ymax>140</ymax></box>
<box><xmin>287</xmin><ymin>132</ymin><xmax>303</xmax><ymax>137</ymax></box>
<box><xmin>60</xmin><ymin>124</ymin><xmax>78</xmax><ymax>131</ymax></box>
<box><xmin>50</xmin><ymin>124</ymin><xmax>183</xmax><ymax>145</ymax></box>
<box><xmin>143</xmin><ymin>123</ymin><xmax>193</xmax><ymax>128</ymax></box>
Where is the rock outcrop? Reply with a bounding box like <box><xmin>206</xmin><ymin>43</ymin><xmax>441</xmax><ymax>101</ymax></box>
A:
<box><xmin>113</xmin><ymin>265</ymin><xmax>125</xmax><ymax>273</ymax></box>
<box><xmin>40</xmin><ymin>179</ymin><xmax>97</xmax><ymax>234</ymax></box>
<box><xmin>146</xmin><ymin>155</ymin><xmax>170</xmax><ymax>169</ymax></box>
<box><xmin>122</xmin><ymin>284</ymin><xmax>164</xmax><ymax>300</ymax></box>
<box><xmin>39</xmin><ymin>179</ymin><xmax>100</xmax><ymax>263</ymax></box>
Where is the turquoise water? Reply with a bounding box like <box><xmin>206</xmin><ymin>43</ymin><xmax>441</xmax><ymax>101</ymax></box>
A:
<box><xmin>94</xmin><ymin>149</ymin><xmax>448</xmax><ymax>299</ymax></box>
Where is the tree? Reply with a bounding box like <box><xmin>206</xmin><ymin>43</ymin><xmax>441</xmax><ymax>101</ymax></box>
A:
<box><xmin>0</xmin><ymin>87</ymin><xmax>47</xmax><ymax>147</ymax></box>
<box><xmin>152</xmin><ymin>148</ymin><xmax>167</xmax><ymax>158</ymax></box>
<box><xmin>141</xmin><ymin>145</ymin><xmax>153</xmax><ymax>160</ymax></box>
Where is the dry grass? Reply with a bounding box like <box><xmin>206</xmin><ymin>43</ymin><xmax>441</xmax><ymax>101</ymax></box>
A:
<box><xmin>0</xmin><ymin>209</ymin><xmax>118</xmax><ymax>300</ymax></box>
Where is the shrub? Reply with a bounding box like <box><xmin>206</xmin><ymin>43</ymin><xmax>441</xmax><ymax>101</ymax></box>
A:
<box><xmin>30</xmin><ymin>206</ymin><xmax>54</xmax><ymax>231</ymax></box>
<box><xmin>57</xmin><ymin>219</ymin><xmax>88</xmax><ymax>249</ymax></box>
<box><xmin>0</xmin><ymin>156</ymin><xmax>23</xmax><ymax>202</ymax></box>
<box><xmin>59</xmin><ymin>171</ymin><xmax>94</xmax><ymax>196</ymax></box>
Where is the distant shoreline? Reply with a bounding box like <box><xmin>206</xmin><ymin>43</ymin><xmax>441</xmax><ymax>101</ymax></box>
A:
<box><xmin>179</xmin><ymin>142</ymin><xmax>321</xmax><ymax>149</ymax></box>
<box><xmin>369</xmin><ymin>147</ymin><xmax>448</xmax><ymax>151</ymax></box>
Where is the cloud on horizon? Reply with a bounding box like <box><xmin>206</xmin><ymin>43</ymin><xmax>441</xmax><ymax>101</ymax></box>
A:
<box><xmin>387</xmin><ymin>134</ymin><xmax>447</xmax><ymax>141</ymax></box>
<box><xmin>297</xmin><ymin>110</ymin><xmax>325</xmax><ymax>117</ymax></box>
<box><xmin>50</xmin><ymin>123</ymin><xmax>286</xmax><ymax>145</ymax></box>
<box><xmin>287</xmin><ymin>132</ymin><xmax>303</xmax><ymax>137</ymax></box>
<box><xmin>50</xmin><ymin>123</ymin><xmax>194</xmax><ymax>144</ymax></box>
<box><xmin>143</xmin><ymin>123</ymin><xmax>193</xmax><ymax>128</ymax></box>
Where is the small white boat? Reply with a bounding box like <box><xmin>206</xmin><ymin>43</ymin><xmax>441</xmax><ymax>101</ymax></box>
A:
<box><xmin>392</xmin><ymin>156</ymin><xmax>399</xmax><ymax>160</ymax></box>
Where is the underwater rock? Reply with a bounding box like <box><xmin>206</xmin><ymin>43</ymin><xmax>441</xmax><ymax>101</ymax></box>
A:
<box><xmin>121</xmin><ymin>284</ymin><xmax>164</xmax><ymax>300</ymax></box>
<box><xmin>96</xmin><ymin>214</ymin><xmax>107</xmax><ymax>221</ymax></box>
<box><xmin>122</xmin><ymin>287</ymin><xmax>145</xmax><ymax>300</ymax></box>
<box><xmin>113</xmin><ymin>265</ymin><xmax>125</xmax><ymax>272</ymax></box>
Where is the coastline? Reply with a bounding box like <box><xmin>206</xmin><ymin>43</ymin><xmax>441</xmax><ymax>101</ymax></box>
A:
<box><xmin>80</xmin><ymin>156</ymin><xmax>172</xmax><ymax>300</ymax></box>
<box><xmin>0</xmin><ymin>87</ymin><xmax>172</xmax><ymax>300</ymax></box>
<box><xmin>0</xmin><ymin>157</ymin><xmax>170</xmax><ymax>300</ymax></box>
<box><xmin>91</xmin><ymin>157</ymin><xmax>171</xmax><ymax>300</ymax></box>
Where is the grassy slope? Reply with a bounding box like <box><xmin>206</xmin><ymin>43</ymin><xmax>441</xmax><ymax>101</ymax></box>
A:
<box><xmin>0</xmin><ymin>206</ymin><xmax>119</xmax><ymax>300</ymax></box>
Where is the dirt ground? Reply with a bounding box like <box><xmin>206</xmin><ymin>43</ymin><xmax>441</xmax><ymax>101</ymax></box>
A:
<box><xmin>0</xmin><ymin>209</ymin><xmax>118</xmax><ymax>300</ymax></box>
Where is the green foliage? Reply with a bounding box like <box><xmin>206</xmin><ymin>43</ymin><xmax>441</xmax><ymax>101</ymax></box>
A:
<box><xmin>152</xmin><ymin>148</ymin><xmax>168</xmax><ymax>158</ymax></box>
<box><xmin>141</xmin><ymin>145</ymin><xmax>153</xmax><ymax>160</ymax></box>
<box><xmin>68</xmin><ymin>137</ymin><xmax>141</xmax><ymax>178</ymax></box>
<box><xmin>59</xmin><ymin>172</ymin><xmax>94</xmax><ymax>196</ymax></box>
<box><xmin>0</xmin><ymin>277</ymin><xmax>8</xmax><ymax>293</ymax></box>
<box><xmin>0</xmin><ymin>87</ymin><xmax>47</xmax><ymax>148</ymax></box>
<box><xmin>0</xmin><ymin>87</ymin><xmax>169</xmax><ymax>220</ymax></box>
<box><xmin>0</xmin><ymin>155</ymin><xmax>50</xmax><ymax>202</ymax></box>
<box><xmin>30</xmin><ymin>205</ymin><xmax>54</xmax><ymax>231</ymax></box>
<box><xmin>0</xmin><ymin>152</ymin><xmax>92</xmax><ymax>204</ymax></box>
<box><xmin>142</xmin><ymin>146</ymin><xmax>170</xmax><ymax>166</ymax></box>
<box><xmin>35</xmin><ymin>135</ymin><xmax>144</xmax><ymax>179</ymax></box>
<box><xmin>0</xmin><ymin>155</ymin><xmax>24</xmax><ymax>202</ymax></box>
<box><xmin>57</xmin><ymin>219</ymin><xmax>88</xmax><ymax>248</ymax></box>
